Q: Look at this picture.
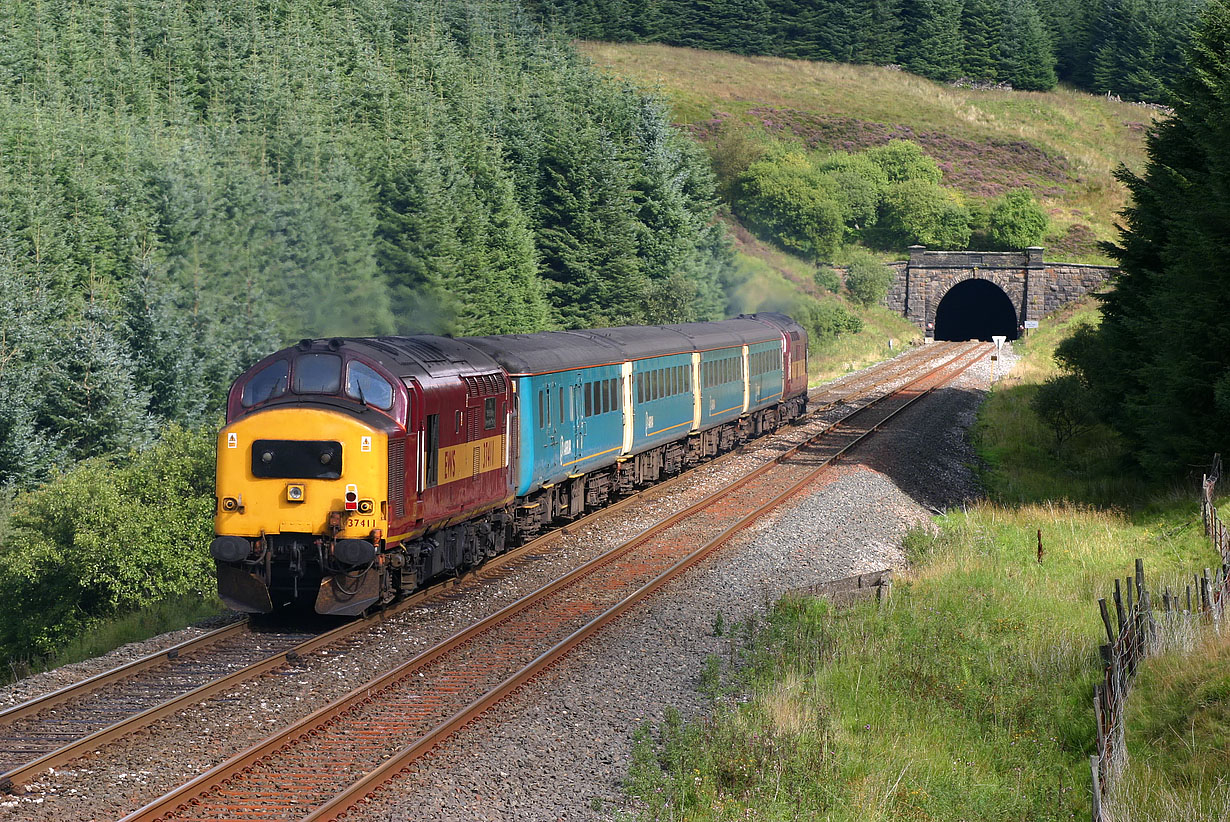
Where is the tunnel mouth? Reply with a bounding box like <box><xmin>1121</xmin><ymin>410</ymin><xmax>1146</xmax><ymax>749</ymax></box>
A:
<box><xmin>933</xmin><ymin>278</ymin><xmax>1019</xmax><ymax>342</ymax></box>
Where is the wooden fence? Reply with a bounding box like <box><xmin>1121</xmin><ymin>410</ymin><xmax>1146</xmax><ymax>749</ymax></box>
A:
<box><xmin>1088</xmin><ymin>454</ymin><xmax>1230</xmax><ymax>821</ymax></box>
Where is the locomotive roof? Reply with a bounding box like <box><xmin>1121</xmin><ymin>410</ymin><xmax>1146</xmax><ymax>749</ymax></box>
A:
<box><xmin>739</xmin><ymin>311</ymin><xmax>807</xmax><ymax>338</ymax></box>
<box><xmin>462</xmin><ymin>318</ymin><xmax>783</xmax><ymax>376</ymax></box>
<box><xmin>301</xmin><ymin>335</ymin><xmax>506</xmax><ymax>382</ymax></box>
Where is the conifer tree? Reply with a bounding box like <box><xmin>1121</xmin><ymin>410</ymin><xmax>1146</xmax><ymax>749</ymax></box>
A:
<box><xmin>999</xmin><ymin>0</ymin><xmax>1058</xmax><ymax>90</ymax></box>
<box><xmin>902</xmin><ymin>0</ymin><xmax>965</xmax><ymax>81</ymax></box>
<box><xmin>1064</xmin><ymin>0</ymin><xmax>1230</xmax><ymax>473</ymax></box>
<box><xmin>961</xmin><ymin>0</ymin><xmax>1004</xmax><ymax>80</ymax></box>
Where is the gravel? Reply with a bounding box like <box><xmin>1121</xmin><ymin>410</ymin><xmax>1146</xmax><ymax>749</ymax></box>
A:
<box><xmin>0</xmin><ymin>342</ymin><xmax>1012</xmax><ymax>821</ymax></box>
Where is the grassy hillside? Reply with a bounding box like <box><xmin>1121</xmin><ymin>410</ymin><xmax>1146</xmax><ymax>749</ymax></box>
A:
<box><xmin>581</xmin><ymin>42</ymin><xmax>1157</xmax><ymax>264</ymax></box>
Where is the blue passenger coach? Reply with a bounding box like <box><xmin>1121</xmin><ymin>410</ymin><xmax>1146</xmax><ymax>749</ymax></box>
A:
<box><xmin>463</xmin><ymin>331</ymin><xmax>625</xmax><ymax>499</ymax></box>
<box><xmin>463</xmin><ymin>313</ymin><xmax>807</xmax><ymax>539</ymax></box>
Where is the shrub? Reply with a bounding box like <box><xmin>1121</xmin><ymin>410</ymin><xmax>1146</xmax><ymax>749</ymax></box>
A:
<box><xmin>801</xmin><ymin>299</ymin><xmax>864</xmax><ymax>341</ymax></box>
<box><xmin>814</xmin><ymin>266</ymin><xmax>841</xmax><ymax>293</ymax></box>
<box><xmin>706</xmin><ymin>125</ymin><xmax>771</xmax><ymax>200</ymax></box>
<box><xmin>815</xmin><ymin>152</ymin><xmax>887</xmax><ymax>240</ymax></box>
<box><xmin>0</xmin><ymin>426</ymin><xmax>217</xmax><ymax>662</ymax></box>
<box><xmin>1030</xmin><ymin>375</ymin><xmax>1098</xmax><ymax>454</ymax></box>
<box><xmin>863</xmin><ymin>139</ymin><xmax>943</xmax><ymax>185</ymax></box>
<box><xmin>872</xmin><ymin>179</ymin><xmax>972</xmax><ymax>250</ymax></box>
<box><xmin>987</xmin><ymin>189</ymin><xmax>1049</xmax><ymax>249</ymax></box>
<box><xmin>843</xmin><ymin>249</ymin><xmax>895</xmax><ymax>307</ymax></box>
<box><xmin>733</xmin><ymin>151</ymin><xmax>845</xmax><ymax>259</ymax></box>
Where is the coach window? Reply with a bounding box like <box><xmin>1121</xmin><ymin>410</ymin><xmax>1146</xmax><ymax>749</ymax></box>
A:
<box><xmin>485</xmin><ymin>397</ymin><xmax>497</xmax><ymax>429</ymax></box>
<box><xmin>294</xmin><ymin>353</ymin><xmax>342</xmax><ymax>395</ymax></box>
<box><xmin>346</xmin><ymin>361</ymin><xmax>394</xmax><ymax>410</ymax></box>
<box><xmin>584</xmin><ymin>382</ymin><xmax>593</xmax><ymax>417</ymax></box>
<box><xmin>240</xmin><ymin>360</ymin><xmax>289</xmax><ymax>407</ymax></box>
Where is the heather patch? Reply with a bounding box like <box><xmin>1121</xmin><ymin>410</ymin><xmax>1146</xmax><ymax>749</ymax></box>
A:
<box><xmin>744</xmin><ymin>107</ymin><xmax>1071</xmax><ymax>198</ymax></box>
<box><xmin>1048</xmin><ymin>223</ymin><xmax>1102</xmax><ymax>260</ymax></box>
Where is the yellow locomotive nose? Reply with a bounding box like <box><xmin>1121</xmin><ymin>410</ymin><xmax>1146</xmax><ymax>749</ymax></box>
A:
<box><xmin>212</xmin><ymin>407</ymin><xmax>390</xmax><ymax>613</ymax></box>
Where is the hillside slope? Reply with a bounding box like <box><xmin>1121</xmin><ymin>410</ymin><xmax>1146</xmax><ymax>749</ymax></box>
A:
<box><xmin>581</xmin><ymin>42</ymin><xmax>1157</xmax><ymax>264</ymax></box>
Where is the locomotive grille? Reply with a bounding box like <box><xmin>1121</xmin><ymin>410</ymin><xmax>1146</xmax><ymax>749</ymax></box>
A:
<box><xmin>388</xmin><ymin>439</ymin><xmax>405</xmax><ymax>518</ymax></box>
<box><xmin>463</xmin><ymin>373</ymin><xmax>507</xmax><ymax>397</ymax></box>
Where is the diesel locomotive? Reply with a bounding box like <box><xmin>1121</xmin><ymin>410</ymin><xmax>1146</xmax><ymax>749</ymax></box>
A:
<box><xmin>210</xmin><ymin>313</ymin><xmax>809</xmax><ymax>615</ymax></box>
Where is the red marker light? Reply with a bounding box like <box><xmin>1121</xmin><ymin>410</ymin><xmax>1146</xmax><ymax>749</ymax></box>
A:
<box><xmin>344</xmin><ymin>484</ymin><xmax>359</xmax><ymax>512</ymax></box>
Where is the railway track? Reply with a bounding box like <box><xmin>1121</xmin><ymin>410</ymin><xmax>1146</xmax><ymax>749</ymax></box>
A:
<box><xmin>0</xmin><ymin>340</ymin><xmax>972</xmax><ymax>806</ymax></box>
<box><xmin>119</xmin><ymin>342</ymin><xmax>988</xmax><ymax>822</ymax></box>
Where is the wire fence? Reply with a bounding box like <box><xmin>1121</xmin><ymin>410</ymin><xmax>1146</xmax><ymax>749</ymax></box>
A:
<box><xmin>1089</xmin><ymin>454</ymin><xmax>1229</xmax><ymax>822</ymax></box>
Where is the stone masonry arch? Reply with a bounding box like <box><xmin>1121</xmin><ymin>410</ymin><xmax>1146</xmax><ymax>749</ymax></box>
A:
<box><xmin>883</xmin><ymin>246</ymin><xmax>1116</xmax><ymax>338</ymax></box>
<box><xmin>926</xmin><ymin>269</ymin><xmax>1024</xmax><ymax>332</ymax></box>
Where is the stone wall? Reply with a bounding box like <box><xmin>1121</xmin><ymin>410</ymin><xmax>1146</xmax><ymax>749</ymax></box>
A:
<box><xmin>885</xmin><ymin>247</ymin><xmax>1116</xmax><ymax>333</ymax></box>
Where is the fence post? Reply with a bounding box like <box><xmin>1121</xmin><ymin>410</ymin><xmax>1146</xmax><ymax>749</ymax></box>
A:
<box><xmin>1113</xmin><ymin>579</ymin><xmax>1125</xmax><ymax>632</ymax></box>
<box><xmin>1099</xmin><ymin>599</ymin><xmax>1116</xmax><ymax>644</ymax></box>
<box><xmin>1091</xmin><ymin>755</ymin><xmax>1103</xmax><ymax>821</ymax></box>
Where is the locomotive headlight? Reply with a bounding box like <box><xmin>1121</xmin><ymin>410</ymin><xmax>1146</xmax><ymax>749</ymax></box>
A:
<box><xmin>357</xmin><ymin>498</ymin><xmax>375</xmax><ymax>515</ymax></box>
<box><xmin>286</xmin><ymin>484</ymin><xmax>306</xmax><ymax>503</ymax></box>
<box><xmin>221</xmin><ymin>496</ymin><xmax>239</xmax><ymax>512</ymax></box>
<box><xmin>344</xmin><ymin>484</ymin><xmax>359</xmax><ymax>512</ymax></box>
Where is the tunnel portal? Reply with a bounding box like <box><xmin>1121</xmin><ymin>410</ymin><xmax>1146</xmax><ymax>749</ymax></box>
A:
<box><xmin>933</xmin><ymin>278</ymin><xmax>1019</xmax><ymax>341</ymax></box>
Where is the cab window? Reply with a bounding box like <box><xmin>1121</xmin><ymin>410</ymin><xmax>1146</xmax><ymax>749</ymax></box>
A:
<box><xmin>294</xmin><ymin>354</ymin><xmax>342</xmax><ymax>395</ymax></box>
<box><xmin>240</xmin><ymin>360</ymin><xmax>289</xmax><ymax>407</ymax></box>
<box><xmin>345</xmin><ymin>361</ymin><xmax>394</xmax><ymax>410</ymax></box>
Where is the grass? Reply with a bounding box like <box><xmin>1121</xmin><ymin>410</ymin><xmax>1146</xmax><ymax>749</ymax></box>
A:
<box><xmin>1109</xmin><ymin>633</ymin><xmax>1230</xmax><ymax>820</ymax></box>
<box><xmin>621</xmin><ymin>294</ymin><xmax>1229</xmax><ymax>820</ymax></box>
<box><xmin>3</xmin><ymin>594</ymin><xmax>228</xmax><ymax>684</ymax></box>
<box><xmin>581</xmin><ymin>42</ymin><xmax>1157</xmax><ymax>263</ymax></box>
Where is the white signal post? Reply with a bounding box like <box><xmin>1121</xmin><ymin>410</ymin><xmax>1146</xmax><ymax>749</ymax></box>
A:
<box><xmin>991</xmin><ymin>335</ymin><xmax>1006</xmax><ymax>382</ymax></box>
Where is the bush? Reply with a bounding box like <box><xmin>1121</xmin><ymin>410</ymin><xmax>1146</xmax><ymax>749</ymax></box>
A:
<box><xmin>0</xmin><ymin>426</ymin><xmax>217</xmax><ymax>662</ymax></box>
<box><xmin>863</xmin><ymin>140</ymin><xmax>943</xmax><ymax>185</ymax></box>
<box><xmin>843</xmin><ymin>249</ymin><xmax>896</xmax><ymax>306</ymax></box>
<box><xmin>814</xmin><ymin>266</ymin><xmax>841</xmax><ymax>293</ymax></box>
<box><xmin>801</xmin><ymin>299</ymin><xmax>864</xmax><ymax>341</ymax></box>
<box><xmin>987</xmin><ymin>189</ymin><xmax>1049</xmax><ymax>249</ymax></box>
<box><xmin>815</xmin><ymin>152</ymin><xmax>887</xmax><ymax>240</ymax></box>
<box><xmin>872</xmin><ymin>179</ymin><xmax>972</xmax><ymax>250</ymax></box>
<box><xmin>1030</xmin><ymin>375</ymin><xmax>1098</xmax><ymax>454</ymax></box>
<box><xmin>706</xmin><ymin>125</ymin><xmax>771</xmax><ymax>200</ymax></box>
<box><xmin>733</xmin><ymin>151</ymin><xmax>845</xmax><ymax>259</ymax></box>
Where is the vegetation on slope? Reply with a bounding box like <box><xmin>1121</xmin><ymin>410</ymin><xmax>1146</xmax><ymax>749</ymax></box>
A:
<box><xmin>534</xmin><ymin>0</ymin><xmax>1204</xmax><ymax>102</ymax></box>
<box><xmin>0</xmin><ymin>0</ymin><xmax>730</xmax><ymax>493</ymax></box>
<box><xmin>0</xmin><ymin>0</ymin><xmax>734</xmax><ymax>672</ymax></box>
<box><xmin>581</xmin><ymin>41</ymin><xmax>1157</xmax><ymax>263</ymax></box>
<box><xmin>1056</xmin><ymin>0</ymin><xmax>1230</xmax><ymax>477</ymax></box>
